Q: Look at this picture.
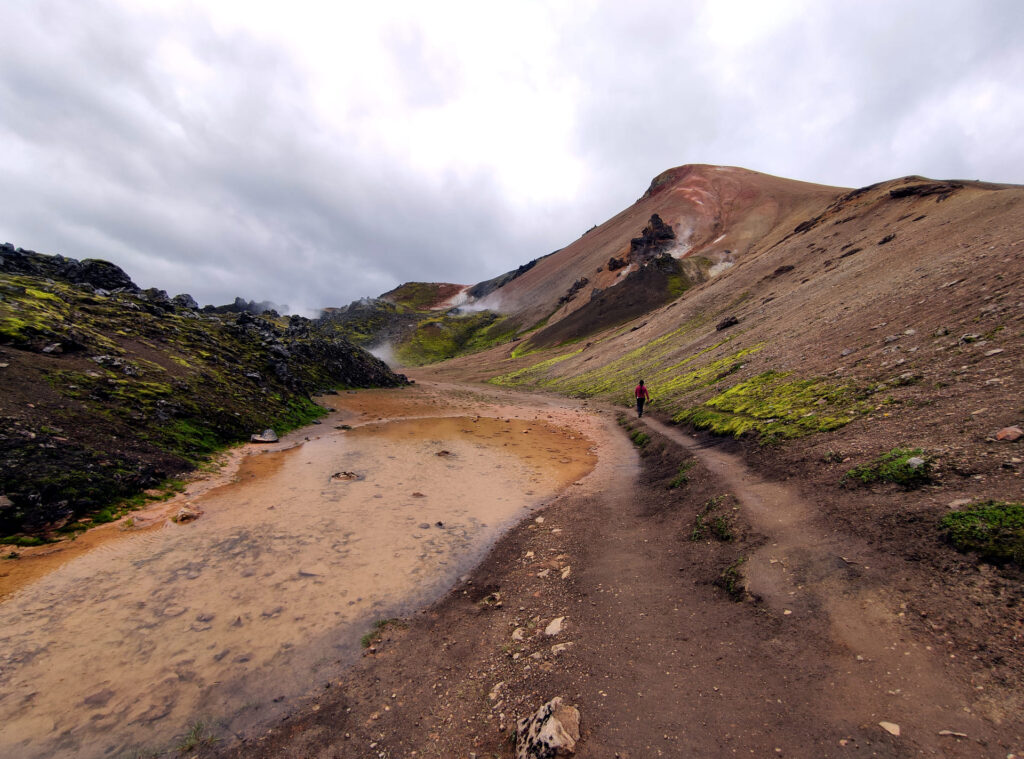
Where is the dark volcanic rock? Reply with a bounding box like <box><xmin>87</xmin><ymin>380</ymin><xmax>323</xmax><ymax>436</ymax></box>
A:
<box><xmin>629</xmin><ymin>214</ymin><xmax>676</xmax><ymax>262</ymax></box>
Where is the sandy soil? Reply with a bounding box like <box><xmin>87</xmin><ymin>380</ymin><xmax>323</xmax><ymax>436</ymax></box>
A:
<box><xmin>205</xmin><ymin>380</ymin><xmax>1024</xmax><ymax>759</ymax></box>
<box><xmin>0</xmin><ymin>384</ymin><xmax>598</xmax><ymax>759</ymax></box>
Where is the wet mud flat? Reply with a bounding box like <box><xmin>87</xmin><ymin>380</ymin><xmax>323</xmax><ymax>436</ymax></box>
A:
<box><xmin>0</xmin><ymin>396</ymin><xmax>596</xmax><ymax>759</ymax></box>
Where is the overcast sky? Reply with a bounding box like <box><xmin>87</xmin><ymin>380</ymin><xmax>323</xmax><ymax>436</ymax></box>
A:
<box><xmin>2</xmin><ymin>1</ymin><xmax>1022</xmax><ymax>313</ymax></box>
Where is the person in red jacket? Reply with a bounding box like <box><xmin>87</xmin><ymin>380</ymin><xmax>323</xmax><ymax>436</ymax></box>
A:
<box><xmin>634</xmin><ymin>379</ymin><xmax>651</xmax><ymax>418</ymax></box>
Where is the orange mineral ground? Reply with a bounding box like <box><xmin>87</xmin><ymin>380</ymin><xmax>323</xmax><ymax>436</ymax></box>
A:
<box><xmin>0</xmin><ymin>383</ymin><xmax>600</xmax><ymax>759</ymax></box>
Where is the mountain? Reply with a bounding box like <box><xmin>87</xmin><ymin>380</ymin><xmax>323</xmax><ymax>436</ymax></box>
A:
<box><xmin>0</xmin><ymin>245</ymin><xmax>407</xmax><ymax>537</ymax></box>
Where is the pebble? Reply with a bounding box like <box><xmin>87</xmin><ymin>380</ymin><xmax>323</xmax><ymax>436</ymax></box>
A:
<box><xmin>544</xmin><ymin>617</ymin><xmax>565</xmax><ymax>636</ymax></box>
<box><xmin>996</xmin><ymin>426</ymin><xmax>1023</xmax><ymax>442</ymax></box>
<box><xmin>879</xmin><ymin>721</ymin><xmax>901</xmax><ymax>737</ymax></box>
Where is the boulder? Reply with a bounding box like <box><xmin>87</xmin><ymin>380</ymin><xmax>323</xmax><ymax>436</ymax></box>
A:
<box><xmin>251</xmin><ymin>429</ymin><xmax>279</xmax><ymax>443</ymax></box>
<box><xmin>515</xmin><ymin>696</ymin><xmax>581</xmax><ymax>759</ymax></box>
<box><xmin>173</xmin><ymin>506</ymin><xmax>202</xmax><ymax>523</ymax></box>
<box><xmin>171</xmin><ymin>293</ymin><xmax>199</xmax><ymax>310</ymax></box>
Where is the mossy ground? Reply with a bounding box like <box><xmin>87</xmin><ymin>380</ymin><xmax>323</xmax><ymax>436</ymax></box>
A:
<box><xmin>941</xmin><ymin>501</ymin><xmax>1024</xmax><ymax>565</ymax></box>
<box><xmin>491</xmin><ymin>331</ymin><xmax>873</xmax><ymax>444</ymax></box>
<box><xmin>842</xmin><ymin>447</ymin><xmax>932</xmax><ymax>488</ymax></box>
<box><xmin>0</xmin><ymin>270</ymin><xmax>402</xmax><ymax>537</ymax></box>
<box><xmin>676</xmin><ymin>371</ymin><xmax>874</xmax><ymax>443</ymax></box>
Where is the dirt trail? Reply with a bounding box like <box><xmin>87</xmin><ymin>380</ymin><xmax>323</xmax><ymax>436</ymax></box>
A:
<box><xmin>642</xmin><ymin>416</ymin><xmax>1008</xmax><ymax>753</ymax></box>
<box><xmin>212</xmin><ymin>385</ymin><xmax>1022</xmax><ymax>758</ymax></box>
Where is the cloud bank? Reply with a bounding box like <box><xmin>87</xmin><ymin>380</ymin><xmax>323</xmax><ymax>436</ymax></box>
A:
<box><xmin>1</xmin><ymin>0</ymin><xmax>1021</xmax><ymax>312</ymax></box>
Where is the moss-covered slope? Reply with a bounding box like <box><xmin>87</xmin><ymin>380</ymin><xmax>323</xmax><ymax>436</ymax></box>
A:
<box><xmin>0</xmin><ymin>246</ymin><xmax>407</xmax><ymax>537</ymax></box>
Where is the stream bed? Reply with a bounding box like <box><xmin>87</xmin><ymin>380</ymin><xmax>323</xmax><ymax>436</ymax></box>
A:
<box><xmin>0</xmin><ymin>413</ymin><xmax>595</xmax><ymax>759</ymax></box>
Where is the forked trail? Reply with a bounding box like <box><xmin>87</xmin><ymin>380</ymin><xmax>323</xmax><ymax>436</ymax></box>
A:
<box><xmin>641</xmin><ymin>415</ymin><xmax>1014</xmax><ymax>755</ymax></box>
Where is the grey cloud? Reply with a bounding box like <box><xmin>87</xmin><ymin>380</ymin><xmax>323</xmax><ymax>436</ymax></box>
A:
<box><xmin>2</xmin><ymin>1</ymin><xmax>1022</xmax><ymax>316</ymax></box>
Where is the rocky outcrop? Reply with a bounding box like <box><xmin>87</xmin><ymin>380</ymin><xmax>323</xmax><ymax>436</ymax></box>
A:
<box><xmin>629</xmin><ymin>214</ymin><xmax>676</xmax><ymax>263</ymax></box>
<box><xmin>1</xmin><ymin>243</ymin><xmax>139</xmax><ymax>292</ymax></box>
<box><xmin>0</xmin><ymin>247</ymin><xmax>408</xmax><ymax>537</ymax></box>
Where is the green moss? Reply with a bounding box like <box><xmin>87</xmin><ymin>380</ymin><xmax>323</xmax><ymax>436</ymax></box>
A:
<box><xmin>0</xmin><ymin>535</ymin><xmax>47</xmax><ymax>547</ymax></box>
<box><xmin>489</xmin><ymin>348</ymin><xmax>584</xmax><ymax>386</ymax></box>
<box><xmin>676</xmin><ymin>371</ymin><xmax>871</xmax><ymax>442</ymax></box>
<box><xmin>843</xmin><ymin>448</ymin><xmax>932</xmax><ymax>488</ymax></box>
<box><xmin>629</xmin><ymin>429</ymin><xmax>650</xmax><ymax>448</ymax></box>
<box><xmin>384</xmin><ymin>282</ymin><xmax>452</xmax><ymax>310</ymax></box>
<box><xmin>396</xmin><ymin>311</ymin><xmax>519</xmax><ymax>366</ymax></box>
<box><xmin>941</xmin><ymin>501</ymin><xmax>1024</xmax><ymax>565</ymax></box>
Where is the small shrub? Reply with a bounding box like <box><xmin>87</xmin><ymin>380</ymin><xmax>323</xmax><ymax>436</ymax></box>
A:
<box><xmin>718</xmin><ymin>557</ymin><xmax>747</xmax><ymax>600</ymax></box>
<box><xmin>176</xmin><ymin>719</ymin><xmax>219</xmax><ymax>752</ymax></box>
<box><xmin>843</xmin><ymin>448</ymin><xmax>932</xmax><ymax>488</ymax></box>
<box><xmin>710</xmin><ymin>515</ymin><xmax>733</xmax><ymax>542</ymax></box>
<box><xmin>629</xmin><ymin>430</ymin><xmax>650</xmax><ymax>448</ymax></box>
<box><xmin>941</xmin><ymin>501</ymin><xmax>1024</xmax><ymax>565</ymax></box>
<box><xmin>668</xmin><ymin>461</ymin><xmax>695</xmax><ymax>489</ymax></box>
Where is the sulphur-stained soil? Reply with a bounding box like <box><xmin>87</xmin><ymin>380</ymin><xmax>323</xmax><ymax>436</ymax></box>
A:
<box><xmin>206</xmin><ymin>380</ymin><xmax>1024</xmax><ymax>759</ymax></box>
<box><xmin>0</xmin><ymin>382</ymin><xmax>599</xmax><ymax>759</ymax></box>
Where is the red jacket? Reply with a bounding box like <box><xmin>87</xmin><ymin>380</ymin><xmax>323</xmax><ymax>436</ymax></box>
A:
<box><xmin>635</xmin><ymin>384</ymin><xmax>650</xmax><ymax>400</ymax></box>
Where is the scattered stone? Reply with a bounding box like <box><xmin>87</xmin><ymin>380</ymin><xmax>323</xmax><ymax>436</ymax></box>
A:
<box><xmin>172</xmin><ymin>506</ymin><xmax>202</xmax><ymax>523</ymax></box>
<box><xmin>489</xmin><ymin>681</ymin><xmax>506</xmax><ymax>701</ymax></box>
<box><xmin>884</xmin><ymin>334</ymin><xmax>901</xmax><ymax>343</ymax></box>
<box><xmin>996</xmin><ymin>426</ymin><xmax>1023</xmax><ymax>442</ymax></box>
<box><xmin>537</xmin><ymin>569</ymin><xmax>551</xmax><ymax>579</ymax></box>
<box><xmin>948</xmin><ymin>499</ymin><xmax>973</xmax><ymax>509</ymax></box>
<box><xmin>512</xmin><ymin>627</ymin><xmax>527</xmax><ymax>641</ymax></box>
<box><xmin>879</xmin><ymin>721</ymin><xmax>901</xmax><ymax>737</ymax></box>
<box><xmin>435</xmin><ymin>521</ymin><xmax>444</xmax><ymax>528</ymax></box>
<box><xmin>42</xmin><ymin>343</ymin><xmax>63</xmax><ymax>354</ymax></box>
<box><xmin>551</xmin><ymin>642</ymin><xmax>574</xmax><ymax>655</ymax></box>
<box><xmin>418</xmin><ymin>523</ymin><xmax>431</xmax><ymax>529</ymax></box>
<box><xmin>298</xmin><ymin>567</ymin><xmax>326</xmax><ymax>577</ymax></box>
<box><xmin>0</xmin><ymin>495</ymin><xmax>13</xmax><ymax>510</ymax></box>
<box><xmin>905</xmin><ymin>457</ymin><xmax>927</xmax><ymax>469</ymax></box>
<box><xmin>938</xmin><ymin>730</ymin><xmax>968</xmax><ymax>738</ymax></box>
<box><xmin>984</xmin><ymin>349</ymin><xmax>1005</xmax><ymax>357</ymax></box>
<box><xmin>544</xmin><ymin>617</ymin><xmax>565</xmax><ymax>636</ymax></box>
<box><xmin>412</xmin><ymin>492</ymin><xmax>426</xmax><ymax>498</ymax></box>
<box><xmin>515</xmin><ymin>696</ymin><xmax>581</xmax><ymax>759</ymax></box>
<box><xmin>560</xmin><ymin>566</ymin><xmax>572</xmax><ymax>579</ymax></box>
<box><xmin>716</xmin><ymin>316</ymin><xmax>740</xmax><ymax>331</ymax></box>
<box><xmin>251</xmin><ymin>429</ymin><xmax>279</xmax><ymax>443</ymax></box>
<box><xmin>840</xmin><ymin>348</ymin><xmax>853</xmax><ymax>357</ymax></box>
<box><xmin>163</xmin><ymin>605</ymin><xmax>187</xmax><ymax>618</ymax></box>
<box><xmin>535</xmin><ymin>516</ymin><xmax>545</xmax><ymax>524</ymax></box>
<box><xmin>436</xmin><ymin>450</ymin><xmax>453</xmax><ymax>457</ymax></box>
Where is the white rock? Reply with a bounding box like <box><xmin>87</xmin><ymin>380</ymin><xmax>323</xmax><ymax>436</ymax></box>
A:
<box><xmin>511</xmin><ymin>627</ymin><xmax>527</xmax><ymax>641</ymax></box>
<box><xmin>879</xmin><ymin>721</ymin><xmax>900</xmax><ymax>736</ymax></box>
<box><xmin>560</xmin><ymin>566</ymin><xmax>571</xmax><ymax>579</ymax></box>
<box><xmin>515</xmin><ymin>696</ymin><xmax>581</xmax><ymax>759</ymax></box>
<box><xmin>551</xmin><ymin>642</ymin><xmax>574</xmax><ymax>655</ymax></box>
<box><xmin>545</xmin><ymin>616</ymin><xmax>565</xmax><ymax>636</ymax></box>
<box><xmin>489</xmin><ymin>682</ymin><xmax>506</xmax><ymax>701</ymax></box>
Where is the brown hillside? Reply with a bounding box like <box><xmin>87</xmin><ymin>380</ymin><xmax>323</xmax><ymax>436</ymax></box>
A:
<box><xmin>487</xmin><ymin>164</ymin><xmax>847</xmax><ymax>329</ymax></box>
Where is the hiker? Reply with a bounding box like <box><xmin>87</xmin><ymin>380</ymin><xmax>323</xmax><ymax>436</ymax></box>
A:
<box><xmin>634</xmin><ymin>379</ymin><xmax>650</xmax><ymax>418</ymax></box>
